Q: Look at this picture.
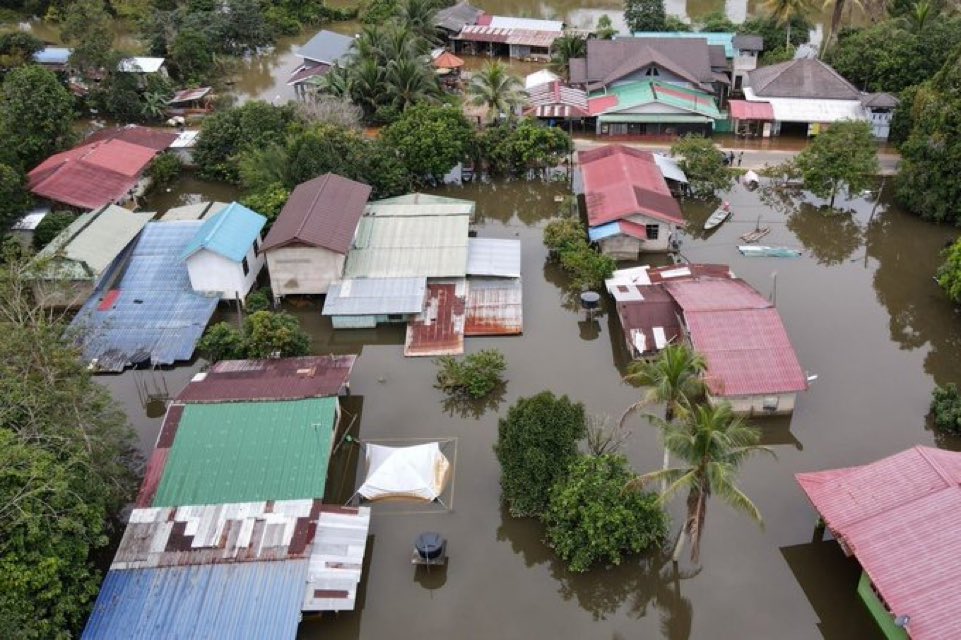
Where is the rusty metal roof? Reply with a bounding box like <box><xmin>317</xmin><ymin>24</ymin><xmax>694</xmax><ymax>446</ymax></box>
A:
<box><xmin>796</xmin><ymin>446</ymin><xmax>961</xmax><ymax>640</ymax></box>
<box><xmin>176</xmin><ymin>355</ymin><xmax>356</xmax><ymax>402</ymax></box>
<box><xmin>405</xmin><ymin>280</ymin><xmax>466</xmax><ymax>356</ymax></box>
<box><xmin>465</xmin><ymin>277</ymin><xmax>522</xmax><ymax>335</ymax></box>
<box><xmin>613</xmin><ymin>285</ymin><xmax>683</xmax><ymax>356</ymax></box>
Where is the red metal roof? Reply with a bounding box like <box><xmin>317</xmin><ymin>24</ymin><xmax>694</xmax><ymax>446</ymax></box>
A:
<box><xmin>796</xmin><ymin>447</ymin><xmax>961</xmax><ymax>640</ymax></box>
<box><xmin>524</xmin><ymin>81</ymin><xmax>590</xmax><ymax>119</ymax></box>
<box><xmin>587</xmin><ymin>94</ymin><xmax>619</xmax><ymax>115</ymax></box>
<box><xmin>176</xmin><ymin>355</ymin><xmax>357</xmax><ymax>403</ymax></box>
<box><xmin>615</xmin><ymin>285</ymin><xmax>683</xmax><ymax>356</ymax></box>
<box><xmin>662</xmin><ymin>277</ymin><xmax>770</xmax><ymax>311</ymax></box>
<box><xmin>578</xmin><ymin>145</ymin><xmax>685</xmax><ymax>227</ymax></box>
<box><xmin>432</xmin><ymin>51</ymin><xmax>465</xmax><ymax>68</ymax></box>
<box><xmin>728</xmin><ymin>100</ymin><xmax>774</xmax><ymax>121</ymax></box>
<box><xmin>405</xmin><ymin>282</ymin><xmax>466</xmax><ymax>356</ymax></box>
<box><xmin>261</xmin><ymin>173</ymin><xmax>371</xmax><ymax>254</ymax></box>
<box><xmin>83</xmin><ymin>140</ymin><xmax>159</xmax><ymax>176</ymax></box>
<box><xmin>85</xmin><ymin>126</ymin><xmax>179</xmax><ymax>151</ymax></box>
<box><xmin>647</xmin><ymin>263</ymin><xmax>733</xmax><ymax>283</ymax></box>
<box><xmin>686</xmin><ymin>307</ymin><xmax>808</xmax><ymax>395</ymax></box>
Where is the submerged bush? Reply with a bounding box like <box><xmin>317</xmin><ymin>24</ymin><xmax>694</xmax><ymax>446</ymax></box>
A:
<box><xmin>435</xmin><ymin>348</ymin><xmax>506</xmax><ymax>399</ymax></box>
<box><xmin>931</xmin><ymin>384</ymin><xmax>961</xmax><ymax>434</ymax></box>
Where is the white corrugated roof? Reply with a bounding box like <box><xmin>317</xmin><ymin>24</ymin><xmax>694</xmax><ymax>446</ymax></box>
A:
<box><xmin>743</xmin><ymin>87</ymin><xmax>867</xmax><ymax>123</ymax></box>
<box><xmin>653</xmin><ymin>153</ymin><xmax>688</xmax><ymax>184</ymax></box>
<box><xmin>525</xmin><ymin>69</ymin><xmax>560</xmax><ymax>89</ymax></box>
<box><xmin>322</xmin><ymin>277</ymin><xmax>427</xmax><ymax>316</ymax></box>
<box><xmin>489</xmin><ymin>16</ymin><xmax>563</xmax><ymax>31</ymax></box>
<box><xmin>345</xmin><ymin>215</ymin><xmax>470</xmax><ymax>278</ymax></box>
<box><xmin>11</xmin><ymin>206</ymin><xmax>50</xmax><ymax>231</ymax></box>
<box><xmin>117</xmin><ymin>57</ymin><xmax>165</xmax><ymax>73</ymax></box>
<box><xmin>466</xmin><ymin>238</ymin><xmax>521</xmax><ymax>277</ymax></box>
<box><xmin>170</xmin><ymin>130</ymin><xmax>200</xmax><ymax>148</ymax></box>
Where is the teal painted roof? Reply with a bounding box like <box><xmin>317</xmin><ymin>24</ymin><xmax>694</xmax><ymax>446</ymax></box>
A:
<box><xmin>152</xmin><ymin>398</ymin><xmax>338</xmax><ymax>507</ymax></box>
<box><xmin>179</xmin><ymin>201</ymin><xmax>266</xmax><ymax>263</ymax></box>
<box><xmin>631</xmin><ymin>32</ymin><xmax>735</xmax><ymax>57</ymax></box>
<box><xmin>591</xmin><ymin>80</ymin><xmax>722</xmax><ymax>119</ymax></box>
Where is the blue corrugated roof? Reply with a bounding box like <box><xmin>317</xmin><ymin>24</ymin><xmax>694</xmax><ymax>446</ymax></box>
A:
<box><xmin>298</xmin><ymin>30</ymin><xmax>354</xmax><ymax>64</ymax></box>
<box><xmin>33</xmin><ymin>46</ymin><xmax>72</xmax><ymax>64</ymax></box>
<box><xmin>70</xmin><ymin>221</ymin><xmax>219</xmax><ymax>372</ymax></box>
<box><xmin>82</xmin><ymin>563</ymin><xmax>308</xmax><ymax>640</ymax></box>
<box><xmin>180</xmin><ymin>202</ymin><xmax>266</xmax><ymax>263</ymax></box>
<box><xmin>631</xmin><ymin>32</ymin><xmax>735</xmax><ymax>57</ymax></box>
<box><xmin>588</xmin><ymin>221</ymin><xmax>622</xmax><ymax>241</ymax></box>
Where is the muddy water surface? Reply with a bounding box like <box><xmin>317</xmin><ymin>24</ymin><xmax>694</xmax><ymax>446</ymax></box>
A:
<box><xmin>99</xmin><ymin>175</ymin><xmax>961</xmax><ymax>639</ymax></box>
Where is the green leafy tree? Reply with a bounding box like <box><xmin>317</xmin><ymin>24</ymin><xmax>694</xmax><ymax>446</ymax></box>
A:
<box><xmin>435</xmin><ymin>349</ymin><xmax>507</xmax><ymax>399</ymax></box>
<box><xmin>624</xmin><ymin>0</ymin><xmax>667</xmax><ymax>32</ymax></box>
<box><xmin>739</xmin><ymin>14</ymin><xmax>812</xmax><ymax>52</ymax></box>
<box><xmin>888</xmin><ymin>84</ymin><xmax>919</xmax><ymax>145</ymax></box>
<box><xmin>245</xmin><ymin>289</ymin><xmax>272</xmax><ymax>313</ymax></box>
<box><xmin>147</xmin><ymin>153</ymin><xmax>182</xmax><ymax>190</ymax></box>
<box><xmin>549</xmin><ymin>34</ymin><xmax>587</xmax><ymax>77</ymax></box>
<box><xmin>762</xmin><ymin>0</ymin><xmax>817</xmax><ymax>46</ymax></box>
<box><xmin>699</xmin><ymin>11</ymin><xmax>737</xmax><ymax>32</ymax></box>
<box><xmin>670</xmin><ymin>134</ymin><xmax>734</xmax><ymax>199</ymax></box>
<box><xmin>937</xmin><ymin>237</ymin><xmax>961</xmax><ymax>303</ymax></box>
<box><xmin>196</xmin><ymin>321</ymin><xmax>246</xmax><ymax>362</ymax></box>
<box><xmin>0</xmin><ymin>65</ymin><xmax>76</xmax><ymax>169</ymax></box>
<box><xmin>495</xmin><ymin>392</ymin><xmax>587</xmax><ymax>518</ymax></box>
<box><xmin>558</xmin><ymin>240</ymin><xmax>617</xmax><ymax>289</ymax></box>
<box><xmin>635</xmin><ymin>403</ymin><xmax>772</xmax><ymax>562</ymax></box>
<box><xmin>544</xmin><ymin>454</ymin><xmax>669</xmax><ymax>573</ymax></box>
<box><xmin>543</xmin><ymin>217</ymin><xmax>586</xmax><ymax>255</ymax></box>
<box><xmin>170</xmin><ymin>29</ymin><xmax>215</xmax><ymax>84</ymax></box>
<box><xmin>60</xmin><ymin>0</ymin><xmax>114</xmax><ymax>73</ymax></box>
<box><xmin>0</xmin><ymin>261</ymin><xmax>139</xmax><ymax>637</ymax></box>
<box><xmin>930</xmin><ymin>383</ymin><xmax>961</xmax><ymax>434</ymax></box>
<box><xmin>32</xmin><ymin>211</ymin><xmax>75</xmax><ymax>250</ymax></box>
<box><xmin>794</xmin><ymin>120</ymin><xmax>879</xmax><ymax>208</ymax></box>
<box><xmin>361</xmin><ymin>0</ymin><xmax>399</xmax><ymax>24</ymax></box>
<box><xmin>241</xmin><ymin>183</ymin><xmax>290</xmax><ymax>227</ymax></box>
<box><xmin>480</xmin><ymin>118</ymin><xmax>572</xmax><ymax>176</ymax></box>
<box><xmin>596</xmin><ymin>14</ymin><xmax>617</xmax><ymax>39</ymax></box>
<box><xmin>467</xmin><ymin>61</ymin><xmax>526</xmax><ymax>121</ymax></box>
<box><xmin>243</xmin><ymin>310</ymin><xmax>310</xmax><ymax>358</ymax></box>
<box><xmin>663</xmin><ymin>15</ymin><xmax>692</xmax><ymax>31</ymax></box>
<box><xmin>760</xmin><ymin>44</ymin><xmax>797</xmax><ymax>65</ymax></box>
<box><xmin>0</xmin><ymin>164</ymin><xmax>31</xmax><ymax>231</ymax></box>
<box><xmin>193</xmin><ymin>101</ymin><xmax>300</xmax><ymax>182</ymax></box>
<box><xmin>381</xmin><ymin>104</ymin><xmax>476</xmax><ymax>183</ymax></box>
<box><xmin>396</xmin><ymin>0</ymin><xmax>440</xmax><ymax>44</ymax></box>
<box><xmin>0</xmin><ymin>32</ymin><xmax>44</xmax><ymax>69</ymax></box>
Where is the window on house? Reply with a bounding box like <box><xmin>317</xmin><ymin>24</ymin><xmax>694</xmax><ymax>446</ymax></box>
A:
<box><xmin>253</xmin><ymin>237</ymin><xmax>260</xmax><ymax>253</ymax></box>
<box><xmin>242</xmin><ymin>257</ymin><xmax>249</xmax><ymax>276</ymax></box>
<box><xmin>645</xmin><ymin>67</ymin><xmax>660</xmax><ymax>77</ymax></box>
<box><xmin>645</xmin><ymin>224</ymin><xmax>660</xmax><ymax>240</ymax></box>
<box><xmin>762</xmin><ymin>396</ymin><xmax>779</xmax><ymax>411</ymax></box>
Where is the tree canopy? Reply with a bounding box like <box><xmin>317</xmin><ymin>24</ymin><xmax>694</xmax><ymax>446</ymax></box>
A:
<box><xmin>624</xmin><ymin>0</ymin><xmax>667</xmax><ymax>32</ymax></box>
<box><xmin>381</xmin><ymin>104</ymin><xmax>476</xmax><ymax>183</ymax></box>
<box><xmin>937</xmin><ymin>237</ymin><xmax>961</xmax><ymax>302</ymax></box>
<box><xmin>479</xmin><ymin>118</ymin><xmax>572</xmax><ymax>176</ymax></box>
<box><xmin>670</xmin><ymin>134</ymin><xmax>734</xmax><ymax>199</ymax></box>
<box><xmin>0</xmin><ymin>65</ymin><xmax>76</xmax><ymax>170</ymax></box>
<box><xmin>794</xmin><ymin>120</ymin><xmax>879</xmax><ymax>208</ymax></box>
<box><xmin>495</xmin><ymin>392</ymin><xmax>587</xmax><ymax>518</ymax></box>
<box><xmin>197</xmin><ymin>310</ymin><xmax>311</xmax><ymax>361</ymax></box>
<box><xmin>467</xmin><ymin>61</ymin><xmax>526</xmax><ymax>121</ymax></box>
<box><xmin>544</xmin><ymin>454</ymin><xmax>668</xmax><ymax>573</ymax></box>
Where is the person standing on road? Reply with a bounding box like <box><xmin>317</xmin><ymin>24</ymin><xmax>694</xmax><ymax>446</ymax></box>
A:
<box><xmin>737</xmin><ymin>151</ymin><xmax>744</xmax><ymax>166</ymax></box>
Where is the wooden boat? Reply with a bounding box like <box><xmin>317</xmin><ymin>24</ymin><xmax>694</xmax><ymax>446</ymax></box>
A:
<box><xmin>738</xmin><ymin>245</ymin><xmax>802</xmax><ymax>258</ymax></box>
<box><xmin>704</xmin><ymin>205</ymin><xmax>732</xmax><ymax>230</ymax></box>
<box><xmin>739</xmin><ymin>227</ymin><xmax>771</xmax><ymax>243</ymax></box>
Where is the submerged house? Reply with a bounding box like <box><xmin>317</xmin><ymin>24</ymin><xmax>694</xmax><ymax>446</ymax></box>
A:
<box><xmin>180</xmin><ymin>202</ymin><xmax>267</xmax><ymax>302</ymax></box>
<box><xmin>262</xmin><ymin>173</ymin><xmax>372</xmax><ymax>300</ymax></box>
<box><xmin>578</xmin><ymin>145</ymin><xmax>685</xmax><ymax>257</ymax></box>
<box><xmin>322</xmin><ymin>276</ymin><xmax>428</xmax><ymax>329</ymax></box>
<box><xmin>29</xmin><ymin>205</ymin><xmax>153</xmax><ymax>308</ymax></box>
<box><xmin>435</xmin><ymin>1</ymin><xmax>484</xmax><ymax>41</ymax></box>
<box><xmin>796</xmin><ymin>446</ymin><xmax>961</xmax><ymax>640</ymax></box>
<box><xmin>289</xmin><ymin>30</ymin><xmax>355</xmax><ymax>94</ymax></box>
<box><xmin>452</xmin><ymin>16</ymin><xmax>563</xmax><ymax>60</ymax></box>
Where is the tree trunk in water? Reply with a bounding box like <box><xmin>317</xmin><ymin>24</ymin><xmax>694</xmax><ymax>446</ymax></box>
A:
<box><xmin>785</xmin><ymin>22</ymin><xmax>791</xmax><ymax>48</ymax></box>
<box><xmin>829</xmin><ymin>0</ymin><xmax>846</xmax><ymax>49</ymax></box>
<box><xmin>672</xmin><ymin>528</ymin><xmax>688</xmax><ymax>563</ymax></box>
<box><xmin>829</xmin><ymin>184</ymin><xmax>837</xmax><ymax>208</ymax></box>
<box><xmin>662</xmin><ymin>404</ymin><xmax>674</xmax><ymax>491</ymax></box>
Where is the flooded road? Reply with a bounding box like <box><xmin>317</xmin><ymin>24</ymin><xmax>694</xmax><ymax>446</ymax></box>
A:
<box><xmin>100</xmin><ymin>176</ymin><xmax>961</xmax><ymax>639</ymax></box>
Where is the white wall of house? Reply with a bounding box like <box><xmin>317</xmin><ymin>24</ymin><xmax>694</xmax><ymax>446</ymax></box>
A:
<box><xmin>265</xmin><ymin>244</ymin><xmax>345</xmax><ymax>297</ymax></box>
<box><xmin>186</xmin><ymin>243</ymin><xmax>263</xmax><ymax>301</ymax></box>
<box><xmin>868</xmin><ymin>109</ymin><xmax>893</xmax><ymax>140</ymax></box>
<box><xmin>709</xmin><ymin>392</ymin><xmax>797</xmax><ymax>416</ymax></box>
<box><xmin>733</xmin><ymin>52</ymin><xmax>758</xmax><ymax>89</ymax></box>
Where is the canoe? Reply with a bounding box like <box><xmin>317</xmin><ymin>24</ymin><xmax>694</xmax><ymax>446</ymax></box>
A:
<box><xmin>738</xmin><ymin>245</ymin><xmax>802</xmax><ymax>258</ymax></box>
<box><xmin>704</xmin><ymin>206</ymin><xmax>732</xmax><ymax>230</ymax></box>
<box><xmin>739</xmin><ymin>227</ymin><xmax>770</xmax><ymax>243</ymax></box>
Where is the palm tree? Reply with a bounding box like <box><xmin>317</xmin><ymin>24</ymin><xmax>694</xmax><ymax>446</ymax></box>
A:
<box><xmin>397</xmin><ymin>0</ymin><xmax>441</xmax><ymax>45</ymax></box>
<box><xmin>621</xmin><ymin>344</ymin><xmax>706</xmax><ymax>486</ymax></box>
<box><xmin>899</xmin><ymin>0</ymin><xmax>935</xmax><ymax>32</ymax></box>
<box><xmin>632</xmin><ymin>403</ymin><xmax>773</xmax><ymax>563</ymax></box>
<box><xmin>822</xmin><ymin>0</ymin><xmax>864</xmax><ymax>50</ymax></box>
<box><xmin>140</xmin><ymin>91</ymin><xmax>169</xmax><ymax>121</ymax></box>
<box><xmin>549</xmin><ymin>34</ymin><xmax>587</xmax><ymax>78</ymax></box>
<box><xmin>763</xmin><ymin>0</ymin><xmax>816</xmax><ymax>47</ymax></box>
<box><xmin>385</xmin><ymin>56</ymin><xmax>440</xmax><ymax>112</ymax></box>
<box><xmin>467</xmin><ymin>61</ymin><xmax>526</xmax><ymax>121</ymax></box>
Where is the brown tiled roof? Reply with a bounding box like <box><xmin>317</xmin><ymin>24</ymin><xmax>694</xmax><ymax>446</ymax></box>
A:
<box><xmin>573</xmin><ymin>38</ymin><xmax>714</xmax><ymax>90</ymax></box>
<box><xmin>261</xmin><ymin>173</ymin><xmax>371</xmax><ymax>254</ymax></box>
<box><xmin>708</xmin><ymin>44</ymin><xmax>727</xmax><ymax>68</ymax></box>
<box><xmin>748</xmin><ymin>58</ymin><xmax>860</xmax><ymax>100</ymax></box>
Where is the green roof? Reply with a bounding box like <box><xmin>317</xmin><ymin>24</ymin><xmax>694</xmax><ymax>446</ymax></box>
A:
<box><xmin>592</xmin><ymin>81</ymin><xmax>722</xmax><ymax>120</ymax></box>
<box><xmin>152</xmin><ymin>398</ymin><xmax>338</xmax><ymax>507</ymax></box>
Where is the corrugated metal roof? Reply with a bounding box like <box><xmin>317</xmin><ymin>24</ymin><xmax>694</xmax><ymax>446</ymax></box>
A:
<box><xmin>366</xmin><ymin>193</ymin><xmax>475</xmax><ymax>217</ymax></box>
<box><xmin>69</xmin><ymin>221</ymin><xmax>219</xmax><ymax>371</ymax></box>
<box><xmin>578</xmin><ymin>145</ymin><xmax>685</xmax><ymax>227</ymax></box>
<box><xmin>179</xmin><ymin>202</ymin><xmax>266</xmax><ymax>263</ymax></box>
<box><xmin>455</xmin><ymin>25</ymin><xmax>560</xmax><ymax>47</ymax></box>
<box><xmin>297</xmin><ymin>30</ymin><xmax>354</xmax><ymax>64</ymax></box>
<box><xmin>615</xmin><ymin>286</ymin><xmax>683</xmax><ymax>356</ymax></box>
<box><xmin>85</xmin><ymin>125</ymin><xmax>178</xmax><ymax>152</ymax></box>
<box><xmin>742</xmin><ymin>87</ymin><xmax>867</xmax><ymax>123</ymax></box>
<box><xmin>631</xmin><ymin>31</ymin><xmax>736</xmax><ymax>57</ymax></box>
<box><xmin>488</xmin><ymin>16</ymin><xmax>563</xmax><ymax>30</ymax></box>
<box><xmin>652</xmin><ymin>154</ymin><xmax>688</xmax><ymax>184</ymax></box>
<box><xmin>261</xmin><ymin>173</ymin><xmax>371</xmax><ymax>254</ymax></box>
<box><xmin>796</xmin><ymin>446</ymin><xmax>961</xmax><ymax>640</ymax></box>
<box><xmin>435</xmin><ymin>1</ymin><xmax>484</xmax><ymax>32</ymax></box>
<box><xmin>151</xmin><ymin>398</ymin><xmax>338</xmax><ymax>507</ymax></box>
<box><xmin>525</xmin><ymin>69</ymin><xmax>560</xmax><ymax>89</ymax></box>
<box><xmin>729</xmin><ymin>99</ymin><xmax>775</xmax><ymax>121</ymax></box>
<box><xmin>345</xmin><ymin>214</ymin><xmax>469</xmax><ymax>278</ymax></box>
<box><xmin>466</xmin><ymin>238</ymin><xmax>521</xmax><ymax>277</ymax></box>
<box><xmin>525</xmin><ymin>81</ymin><xmax>590</xmax><ymax>119</ymax></box>
<box><xmin>168</xmin><ymin>87</ymin><xmax>211</xmax><ymax>104</ymax></box>
<box><xmin>177</xmin><ymin>355</ymin><xmax>357</xmax><ymax>402</ymax></box>
<box><xmin>82</xmin><ymin>562</ymin><xmax>308</xmax><ymax>640</ymax></box>
<box><xmin>591</xmin><ymin>80</ymin><xmax>722</xmax><ymax>119</ymax></box>
<box><xmin>405</xmin><ymin>281</ymin><xmax>466</xmax><ymax>356</ymax></box>
<box><xmin>159</xmin><ymin>201</ymin><xmax>227</xmax><ymax>221</ymax></box>
<box><xmin>748</xmin><ymin>58</ymin><xmax>860</xmax><ymax>100</ymax></box>
<box><xmin>464</xmin><ymin>277</ymin><xmax>522</xmax><ymax>335</ymax></box>
<box><xmin>322</xmin><ymin>277</ymin><xmax>427</xmax><ymax>316</ymax></box>
<box><xmin>32</xmin><ymin>206</ymin><xmax>154</xmax><ymax>281</ymax></box>
<box><xmin>662</xmin><ymin>277</ymin><xmax>769</xmax><ymax>311</ymax></box>
<box><xmin>11</xmin><ymin>206</ymin><xmax>49</xmax><ymax>231</ymax></box>
<box><xmin>117</xmin><ymin>57</ymin><xmax>165</xmax><ymax>73</ymax></box>
<box><xmin>33</xmin><ymin>46</ymin><xmax>71</xmax><ymax>64</ymax></box>
<box><xmin>169</xmin><ymin>130</ymin><xmax>200</xmax><ymax>149</ymax></box>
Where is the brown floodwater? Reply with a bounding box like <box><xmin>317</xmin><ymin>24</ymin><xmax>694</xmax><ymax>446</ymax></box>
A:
<box><xmin>96</xmin><ymin>175</ymin><xmax>961</xmax><ymax>639</ymax></box>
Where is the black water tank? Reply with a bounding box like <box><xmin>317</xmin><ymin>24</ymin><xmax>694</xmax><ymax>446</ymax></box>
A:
<box><xmin>414</xmin><ymin>532</ymin><xmax>446</xmax><ymax>560</ymax></box>
<box><xmin>580</xmin><ymin>291</ymin><xmax>600</xmax><ymax>311</ymax></box>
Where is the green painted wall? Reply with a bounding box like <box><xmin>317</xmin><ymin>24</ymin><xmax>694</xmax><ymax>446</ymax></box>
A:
<box><xmin>857</xmin><ymin>571</ymin><xmax>908</xmax><ymax>640</ymax></box>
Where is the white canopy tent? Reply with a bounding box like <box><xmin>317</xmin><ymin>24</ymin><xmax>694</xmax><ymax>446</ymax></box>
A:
<box><xmin>357</xmin><ymin>443</ymin><xmax>451</xmax><ymax>503</ymax></box>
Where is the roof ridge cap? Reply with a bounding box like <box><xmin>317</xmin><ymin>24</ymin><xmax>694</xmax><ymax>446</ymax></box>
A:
<box><xmin>915</xmin><ymin>445</ymin><xmax>957</xmax><ymax>487</ymax></box>
<box><xmin>201</xmin><ymin>205</ymin><xmax>233</xmax><ymax>247</ymax></box>
<box><xmin>296</xmin><ymin>173</ymin><xmax>331</xmax><ymax>243</ymax></box>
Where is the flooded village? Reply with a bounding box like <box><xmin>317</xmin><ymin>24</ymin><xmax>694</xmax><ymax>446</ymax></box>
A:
<box><xmin>2</xmin><ymin>0</ymin><xmax>961</xmax><ymax>638</ymax></box>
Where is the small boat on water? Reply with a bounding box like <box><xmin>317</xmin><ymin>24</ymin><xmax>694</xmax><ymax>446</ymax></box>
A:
<box><xmin>704</xmin><ymin>203</ymin><xmax>732</xmax><ymax>230</ymax></box>
<box><xmin>740</xmin><ymin>227</ymin><xmax>771</xmax><ymax>243</ymax></box>
<box><xmin>738</xmin><ymin>245</ymin><xmax>802</xmax><ymax>258</ymax></box>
